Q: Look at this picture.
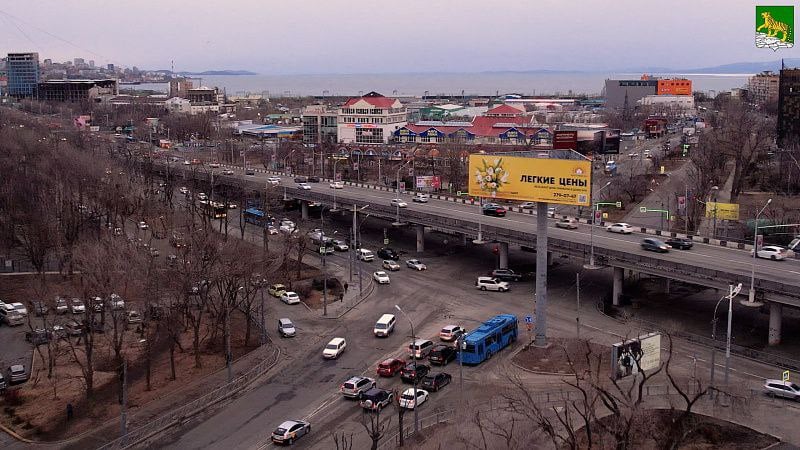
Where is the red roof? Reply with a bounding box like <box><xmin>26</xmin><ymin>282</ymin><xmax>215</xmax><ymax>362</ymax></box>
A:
<box><xmin>343</xmin><ymin>95</ymin><xmax>399</xmax><ymax>108</ymax></box>
<box><xmin>403</xmin><ymin>116</ymin><xmax>538</xmax><ymax>138</ymax></box>
<box><xmin>485</xmin><ymin>104</ymin><xmax>524</xmax><ymax>116</ymax></box>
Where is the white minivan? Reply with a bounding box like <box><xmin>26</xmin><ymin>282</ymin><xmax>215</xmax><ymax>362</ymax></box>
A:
<box><xmin>357</xmin><ymin>248</ymin><xmax>375</xmax><ymax>262</ymax></box>
<box><xmin>373</xmin><ymin>314</ymin><xmax>396</xmax><ymax>337</ymax></box>
<box><xmin>408</xmin><ymin>339</ymin><xmax>434</xmax><ymax>359</ymax></box>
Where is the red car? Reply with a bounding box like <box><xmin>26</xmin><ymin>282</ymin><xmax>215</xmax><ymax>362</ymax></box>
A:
<box><xmin>377</xmin><ymin>358</ymin><xmax>405</xmax><ymax>377</ymax></box>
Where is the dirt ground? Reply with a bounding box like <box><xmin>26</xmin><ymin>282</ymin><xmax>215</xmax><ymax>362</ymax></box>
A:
<box><xmin>512</xmin><ymin>337</ymin><xmax>611</xmax><ymax>376</ymax></box>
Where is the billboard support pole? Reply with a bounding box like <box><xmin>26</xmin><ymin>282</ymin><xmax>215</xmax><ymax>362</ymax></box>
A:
<box><xmin>534</xmin><ymin>202</ymin><xmax>549</xmax><ymax>347</ymax></box>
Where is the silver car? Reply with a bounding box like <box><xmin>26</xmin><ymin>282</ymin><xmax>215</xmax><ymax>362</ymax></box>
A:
<box><xmin>764</xmin><ymin>379</ymin><xmax>800</xmax><ymax>400</ymax></box>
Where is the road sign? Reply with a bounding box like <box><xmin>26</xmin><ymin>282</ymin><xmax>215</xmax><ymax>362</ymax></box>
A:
<box><xmin>524</xmin><ymin>315</ymin><xmax>533</xmax><ymax>324</ymax></box>
<box><xmin>399</xmin><ymin>181</ymin><xmax>406</xmax><ymax>192</ymax></box>
<box><xmin>594</xmin><ymin>210</ymin><xmax>602</xmax><ymax>220</ymax></box>
<box><xmin>660</xmin><ymin>166</ymin><xmax>666</xmax><ymax>174</ymax></box>
<box><xmin>615</xmin><ymin>201</ymin><xmax>622</xmax><ymax>208</ymax></box>
<box><xmin>602</xmin><ymin>212</ymin><xmax>609</xmax><ymax>219</ymax></box>
<box><xmin>678</xmin><ymin>196</ymin><xmax>686</xmax><ymax>210</ymax></box>
<box><xmin>640</xmin><ymin>206</ymin><xmax>647</xmax><ymax>213</ymax></box>
<box><xmin>783</xmin><ymin>370</ymin><xmax>790</xmax><ymax>382</ymax></box>
<box><xmin>756</xmin><ymin>234</ymin><xmax>764</xmax><ymax>249</ymax></box>
<box><xmin>383</xmin><ymin>238</ymin><xmax>389</xmax><ymax>245</ymax></box>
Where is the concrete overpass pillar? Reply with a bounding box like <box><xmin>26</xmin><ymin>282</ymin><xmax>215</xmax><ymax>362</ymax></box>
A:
<box><xmin>664</xmin><ymin>278</ymin><xmax>671</xmax><ymax>295</ymax></box>
<box><xmin>612</xmin><ymin>266</ymin><xmax>624</xmax><ymax>306</ymax></box>
<box><xmin>768</xmin><ymin>302</ymin><xmax>782</xmax><ymax>346</ymax></box>
<box><xmin>416</xmin><ymin>224</ymin><xmax>425</xmax><ymax>253</ymax></box>
<box><xmin>547</xmin><ymin>251</ymin><xmax>553</xmax><ymax>266</ymax></box>
<box><xmin>498</xmin><ymin>242</ymin><xmax>509</xmax><ymax>269</ymax></box>
<box><xmin>300</xmin><ymin>201</ymin><xmax>309</xmax><ymax>220</ymax></box>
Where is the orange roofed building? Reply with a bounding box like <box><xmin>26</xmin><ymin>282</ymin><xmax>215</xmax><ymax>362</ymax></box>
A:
<box><xmin>657</xmin><ymin>78</ymin><xmax>692</xmax><ymax>96</ymax></box>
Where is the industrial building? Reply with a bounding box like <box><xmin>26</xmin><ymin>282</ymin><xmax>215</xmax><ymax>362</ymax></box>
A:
<box><xmin>6</xmin><ymin>52</ymin><xmax>40</xmax><ymax>97</ymax></box>
<box><xmin>778</xmin><ymin>67</ymin><xmax>800</xmax><ymax>147</ymax></box>
<box><xmin>604</xmin><ymin>75</ymin><xmax>691</xmax><ymax>110</ymax></box>
<box><xmin>37</xmin><ymin>79</ymin><xmax>118</xmax><ymax>102</ymax></box>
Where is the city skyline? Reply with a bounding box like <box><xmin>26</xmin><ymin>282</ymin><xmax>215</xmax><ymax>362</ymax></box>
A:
<box><xmin>1</xmin><ymin>0</ymin><xmax>798</xmax><ymax>75</ymax></box>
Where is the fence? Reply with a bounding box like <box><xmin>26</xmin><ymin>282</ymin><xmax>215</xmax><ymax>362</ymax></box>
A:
<box><xmin>97</xmin><ymin>343</ymin><xmax>279</xmax><ymax>450</ymax></box>
<box><xmin>0</xmin><ymin>258</ymin><xmax>61</xmax><ymax>274</ymax></box>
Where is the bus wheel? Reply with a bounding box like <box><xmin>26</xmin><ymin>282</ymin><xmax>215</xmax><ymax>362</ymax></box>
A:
<box><xmin>487</xmin><ymin>351</ymin><xmax>493</xmax><ymax>360</ymax></box>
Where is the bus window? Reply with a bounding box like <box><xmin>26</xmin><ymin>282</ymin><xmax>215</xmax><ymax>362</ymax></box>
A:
<box><xmin>464</xmin><ymin>344</ymin><xmax>476</xmax><ymax>353</ymax></box>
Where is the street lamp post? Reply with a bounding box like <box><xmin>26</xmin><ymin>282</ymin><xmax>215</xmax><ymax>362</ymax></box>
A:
<box><xmin>710</xmin><ymin>185</ymin><xmax>719</xmax><ymax>238</ymax></box>
<box><xmin>709</xmin><ymin>283</ymin><xmax>742</xmax><ymax>395</ymax></box>
<box><xmin>394</xmin><ymin>305</ymin><xmax>419</xmax><ymax>435</ymax></box>
<box><xmin>332</xmin><ymin>158</ymin><xmax>343</xmax><ymax>211</ymax></box>
<box><xmin>585</xmin><ymin>181</ymin><xmax>612</xmax><ymax>269</ymax></box>
<box><xmin>321</xmin><ymin>207</ymin><xmax>329</xmax><ymax>316</ymax></box>
<box><xmin>394</xmin><ymin>160</ymin><xmax>412</xmax><ymax>226</ymax></box>
<box><xmin>350</xmin><ymin>204</ymin><xmax>369</xmax><ymax>284</ymax></box>
<box><xmin>748</xmin><ymin>198</ymin><xmax>772</xmax><ymax>304</ymax></box>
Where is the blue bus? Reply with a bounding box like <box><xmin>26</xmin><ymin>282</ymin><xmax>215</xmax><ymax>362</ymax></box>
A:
<box><xmin>243</xmin><ymin>208</ymin><xmax>272</xmax><ymax>227</ymax></box>
<box><xmin>458</xmin><ymin>314</ymin><xmax>518</xmax><ymax>365</ymax></box>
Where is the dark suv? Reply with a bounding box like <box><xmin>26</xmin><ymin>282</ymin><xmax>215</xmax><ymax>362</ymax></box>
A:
<box><xmin>482</xmin><ymin>203</ymin><xmax>507</xmax><ymax>217</ymax></box>
<box><xmin>359</xmin><ymin>388</ymin><xmax>395</xmax><ymax>411</ymax></box>
<box><xmin>308</xmin><ymin>176</ymin><xmax>321</xmax><ymax>183</ymax></box>
<box><xmin>428</xmin><ymin>345</ymin><xmax>457</xmax><ymax>366</ymax></box>
<box><xmin>377</xmin><ymin>247</ymin><xmax>399</xmax><ymax>260</ymax></box>
<box><xmin>399</xmin><ymin>363</ymin><xmax>430</xmax><ymax>384</ymax></box>
<box><xmin>491</xmin><ymin>268</ymin><xmax>522</xmax><ymax>282</ymax></box>
<box><xmin>421</xmin><ymin>372</ymin><xmax>452</xmax><ymax>392</ymax></box>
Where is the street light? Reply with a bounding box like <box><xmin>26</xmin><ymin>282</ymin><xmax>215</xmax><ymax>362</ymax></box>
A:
<box><xmin>710</xmin><ymin>185</ymin><xmax>719</xmax><ymax>238</ymax></box>
<box><xmin>585</xmin><ymin>181</ymin><xmax>613</xmax><ymax>270</ymax></box>
<box><xmin>394</xmin><ymin>159</ymin><xmax>413</xmax><ymax>226</ymax></box>
<box><xmin>748</xmin><ymin>198</ymin><xmax>772</xmax><ymax>304</ymax></box>
<box><xmin>331</xmin><ymin>157</ymin><xmax>345</xmax><ymax>212</ymax></box>
<box><xmin>350</xmin><ymin>204</ymin><xmax>369</xmax><ymax>284</ymax></box>
<box><xmin>394</xmin><ymin>304</ymin><xmax>419</xmax><ymax>435</ymax></box>
<box><xmin>709</xmin><ymin>283</ymin><xmax>742</xmax><ymax>395</ymax></box>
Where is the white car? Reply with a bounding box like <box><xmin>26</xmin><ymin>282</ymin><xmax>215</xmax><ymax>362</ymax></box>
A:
<box><xmin>412</xmin><ymin>193</ymin><xmax>429</xmax><ymax>203</ymax></box>
<box><xmin>399</xmin><ymin>388</ymin><xmax>429</xmax><ymax>409</ymax></box>
<box><xmin>209</xmin><ymin>162</ymin><xmax>220</xmax><ymax>168</ymax></box>
<box><xmin>279</xmin><ymin>224</ymin><xmax>296</xmax><ymax>234</ymax></box>
<box><xmin>137</xmin><ymin>221</ymin><xmax>148</xmax><ymax>230</ymax></box>
<box><xmin>391</xmin><ymin>198</ymin><xmax>408</xmax><ymax>208</ymax></box>
<box><xmin>281</xmin><ymin>292</ymin><xmax>301</xmax><ymax>305</ymax></box>
<box><xmin>107</xmin><ymin>294</ymin><xmax>125</xmax><ymax>310</ymax></box>
<box><xmin>267</xmin><ymin>225</ymin><xmax>278</xmax><ymax>235</ymax></box>
<box><xmin>753</xmin><ymin>246</ymin><xmax>788</xmax><ymax>261</ymax></box>
<box><xmin>373</xmin><ymin>271</ymin><xmax>391</xmax><ymax>284</ymax></box>
<box><xmin>382</xmin><ymin>260</ymin><xmax>400</xmax><ymax>271</ymax></box>
<box><xmin>476</xmin><ymin>277</ymin><xmax>510</xmax><ymax>292</ymax></box>
<box><xmin>183</xmin><ymin>160</ymin><xmax>191</xmax><ymax>165</ymax></box>
<box><xmin>607</xmin><ymin>223</ymin><xmax>634</xmax><ymax>234</ymax></box>
<box><xmin>197</xmin><ymin>193</ymin><xmax>208</xmax><ymax>201</ymax></box>
<box><xmin>228</xmin><ymin>203</ymin><xmax>237</xmax><ymax>209</ymax></box>
<box><xmin>628</xmin><ymin>152</ymin><xmax>639</xmax><ymax>158</ymax></box>
<box><xmin>179</xmin><ymin>187</ymin><xmax>189</xmax><ymax>194</ymax></box>
<box><xmin>329</xmin><ymin>181</ymin><xmax>344</xmax><ymax>189</ymax></box>
<box><xmin>267</xmin><ymin>177</ymin><xmax>281</xmax><ymax>185</ymax></box>
<box><xmin>271</xmin><ymin>420</ymin><xmax>311</xmax><ymax>445</ymax></box>
<box><xmin>10</xmin><ymin>302</ymin><xmax>27</xmax><ymax>317</ymax></box>
<box><xmin>555</xmin><ymin>218</ymin><xmax>579</xmax><ymax>229</ymax></box>
<box><xmin>323</xmin><ymin>337</ymin><xmax>347</xmax><ymax>359</ymax></box>
<box><xmin>298</xmin><ymin>183</ymin><xmax>312</xmax><ymax>190</ymax></box>
<box><xmin>70</xmin><ymin>298</ymin><xmax>86</xmax><ymax>314</ymax></box>
<box><xmin>222</xmin><ymin>169</ymin><xmax>235</xmax><ymax>175</ymax></box>
<box><xmin>406</xmin><ymin>259</ymin><xmax>427</xmax><ymax>271</ymax></box>
<box><xmin>520</xmin><ymin>202</ymin><xmax>536</xmax><ymax>210</ymax></box>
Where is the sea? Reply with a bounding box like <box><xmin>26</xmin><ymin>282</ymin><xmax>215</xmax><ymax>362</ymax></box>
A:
<box><xmin>126</xmin><ymin>72</ymin><xmax>752</xmax><ymax>98</ymax></box>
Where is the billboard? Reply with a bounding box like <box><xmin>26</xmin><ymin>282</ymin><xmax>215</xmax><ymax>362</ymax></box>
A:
<box><xmin>415</xmin><ymin>176</ymin><xmax>441</xmax><ymax>190</ymax></box>
<box><xmin>468</xmin><ymin>155</ymin><xmax>591</xmax><ymax>206</ymax></box>
<box><xmin>611</xmin><ymin>332</ymin><xmax>661</xmax><ymax>380</ymax></box>
<box><xmin>601</xmin><ymin>129</ymin><xmax>621</xmax><ymax>155</ymax></box>
<box><xmin>705</xmin><ymin>202</ymin><xmax>740</xmax><ymax>220</ymax></box>
<box><xmin>553</xmin><ymin>130</ymin><xmax>578</xmax><ymax>150</ymax></box>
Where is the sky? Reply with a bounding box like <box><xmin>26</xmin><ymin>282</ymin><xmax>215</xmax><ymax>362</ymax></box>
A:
<box><xmin>1</xmin><ymin>0</ymin><xmax>798</xmax><ymax>74</ymax></box>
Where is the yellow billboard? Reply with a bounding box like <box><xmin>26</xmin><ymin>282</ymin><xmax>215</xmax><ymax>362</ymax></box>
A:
<box><xmin>468</xmin><ymin>155</ymin><xmax>591</xmax><ymax>206</ymax></box>
<box><xmin>705</xmin><ymin>202</ymin><xmax>739</xmax><ymax>220</ymax></box>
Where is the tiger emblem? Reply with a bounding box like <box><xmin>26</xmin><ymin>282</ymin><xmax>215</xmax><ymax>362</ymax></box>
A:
<box><xmin>757</xmin><ymin>11</ymin><xmax>791</xmax><ymax>42</ymax></box>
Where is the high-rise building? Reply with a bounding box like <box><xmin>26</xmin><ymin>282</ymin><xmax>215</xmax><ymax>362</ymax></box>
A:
<box><xmin>777</xmin><ymin>67</ymin><xmax>800</xmax><ymax>147</ymax></box>
<box><xmin>107</xmin><ymin>63</ymin><xmax>115</xmax><ymax>71</ymax></box>
<box><xmin>6</xmin><ymin>52</ymin><xmax>40</xmax><ymax>97</ymax></box>
<box><xmin>169</xmin><ymin>78</ymin><xmax>193</xmax><ymax>98</ymax></box>
<box><xmin>748</xmin><ymin>71</ymin><xmax>780</xmax><ymax>107</ymax></box>
<box><xmin>302</xmin><ymin>104</ymin><xmax>338</xmax><ymax>145</ymax></box>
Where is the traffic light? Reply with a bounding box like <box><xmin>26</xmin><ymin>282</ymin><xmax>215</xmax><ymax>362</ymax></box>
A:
<box><xmin>682</xmin><ymin>144</ymin><xmax>690</xmax><ymax>157</ymax></box>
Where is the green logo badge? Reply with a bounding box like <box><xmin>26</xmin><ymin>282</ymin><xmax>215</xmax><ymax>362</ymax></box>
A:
<box><xmin>756</xmin><ymin>5</ymin><xmax>794</xmax><ymax>51</ymax></box>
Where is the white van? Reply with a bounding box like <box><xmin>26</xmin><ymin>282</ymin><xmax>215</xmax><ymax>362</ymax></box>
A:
<box><xmin>373</xmin><ymin>314</ymin><xmax>396</xmax><ymax>337</ymax></box>
<box><xmin>357</xmin><ymin>248</ymin><xmax>375</xmax><ymax>262</ymax></box>
<box><xmin>408</xmin><ymin>339</ymin><xmax>434</xmax><ymax>359</ymax></box>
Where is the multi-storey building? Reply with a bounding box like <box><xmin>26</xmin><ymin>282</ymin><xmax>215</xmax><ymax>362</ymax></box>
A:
<box><xmin>748</xmin><ymin>71</ymin><xmax>780</xmax><ymax>106</ymax></box>
<box><xmin>656</xmin><ymin>78</ymin><xmax>692</xmax><ymax>95</ymax></box>
<box><xmin>302</xmin><ymin>104</ymin><xmax>338</xmax><ymax>145</ymax></box>
<box><xmin>6</xmin><ymin>52</ymin><xmax>40</xmax><ymax>97</ymax></box>
<box><xmin>778</xmin><ymin>68</ymin><xmax>800</xmax><ymax>147</ymax></box>
<box><xmin>37</xmin><ymin>79</ymin><xmax>118</xmax><ymax>102</ymax></box>
<box><xmin>337</xmin><ymin>92</ymin><xmax>407</xmax><ymax>144</ymax></box>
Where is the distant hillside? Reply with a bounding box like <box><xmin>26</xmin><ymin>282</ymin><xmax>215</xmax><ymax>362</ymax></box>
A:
<box><xmin>150</xmin><ymin>69</ymin><xmax>257</xmax><ymax>76</ymax></box>
<box><xmin>633</xmin><ymin>59</ymin><xmax>800</xmax><ymax>74</ymax></box>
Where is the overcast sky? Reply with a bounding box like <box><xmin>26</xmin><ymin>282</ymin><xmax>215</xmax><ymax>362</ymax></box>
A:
<box><xmin>1</xmin><ymin>0</ymin><xmax>797</xmax><ymax>74</ymax></box>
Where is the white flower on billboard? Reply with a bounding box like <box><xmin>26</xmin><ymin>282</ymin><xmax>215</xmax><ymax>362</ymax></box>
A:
<box><xmin>475</xmin><ymin>158</ymin><xmax>507</xmax><ymax>197</ymax></box>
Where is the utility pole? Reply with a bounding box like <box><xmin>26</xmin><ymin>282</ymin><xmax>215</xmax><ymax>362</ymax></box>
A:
<box><xmin>225</xmin><ymin>300</ymin><xmax>232</xmax><ymax>383</ymax></box>
<box><xmin>576</xmin><ymin>273</ymin><xmax>581</xmax><ymax>340</ymax></box>
<box><xmin>121</xmin><ymin>360</ymin><xmax>128</xmax><ymax>440</ymax></box>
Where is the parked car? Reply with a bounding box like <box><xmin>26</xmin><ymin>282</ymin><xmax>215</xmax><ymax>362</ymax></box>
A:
<box><xmin>107</xmin><ymin>294</ymin><xmax>125</xmax><ymax>310</ymax></box>
<box><xmin>764</xmin><ymin>379</ymin><xmax>800</xmax><ymax>400</ymax></box>
<box><xmin>400</xmin><ymin>363</ymin><xmax>431</xmax><ymax>384</ymax></box>
<box><xmin>137</xmin><ymin>221</ymin><xmax>149</xmax><ymax>230</ymax></box>
<box><xmin>555</xmin><ymin>218</ymin><xmax>579</xmax><ymax>229</ymax></box>
<box><xmin>439</xmin><ymin>325</ymin><xmax>465</xmax><ymax>342</ymax></box>
<box><xmin>377</xmin><ymin>358</ymin><xmax>406</xmax><ymax>377</ymax></box>
<box><xmin>33</xmin><ymin>301</ymin><xmax>49</xmax><ymax>316</ymax></box>
<box><xmin>332</xmin><ymin>239</ymin><xmax>349</xmax><ymax>251</ymax></box>
<box><xmin>323</xmin><ymin>337</ymin><xmax>347</xmax><ymax>359</ymax></box>
<box><xmin>281</xmin><ymin>292</ymin><xmax>301</xmax><ymax>305</ymax></box>
<box><xmin>269</xmin><ymin>284</ymin><xmax>287</xmax><ymax>298</ymax></box>
<box><xmin>50</xmin><ymin>324</ymin><xmax>67</xmax><ymax>339</ymax></box>
<box><xmin>377</xmin><ymin>247</ymin><xmax>399</xmax><ymax>260</ymax></box>
<box><xmin>55</xmin><ymin>296</ymin><xmax>69</xmax><ymax>314</ymax></box>
<box><xmin>399</xmin><ymin>388</ymin><xmax>429</xmax><ymax>409</ymax></box>
<box><xmin>297</xmin><ymin>183</ymin><xmax>312</xmax><ymax>190</ymax></box>
<box><xmin>222</xmin><ymin>169</ymin><xmax>235</xmax><ymax>176</ymax></box>
<box><xmin>428</xmin><ymin>345</ymin><xmax>457</xmax><ymax>365</ymax></box>
<box><xmin>373</xmin><ymin>271</ymin><xmax>391</xmax><ymax>284</ymax></box>
<box><xmin>25</xmin><ymin>329</ymin><xmax>51</xmax><ymax>346</ymax></box>
<box><xmin>666</xmin><ymin>237</ymin><xmax>694</xmax><ymax>250</ymax></box>
<box><xmin>382</xmin><ymin>260</ymin><xmax>400</xmax><ymax>271</ymax></box>
<box><xmin>607</xmin><ymin>223</ymin><xmax>634</xmax><ymax>234</ymax></box>
<box><xmin>127</xmin><ymin>311</ymin><xmax>143</xmax><ymax>325</ymax></box>
<box><xmin>360</xmin><ymin>388</ymin><xmax>395</xmax><ymax>411</ymax></box>
<box><xmin>267</xmin><ymin>176</ymin><xmax>281</xmax><ymax>185</ymax></box>
<box><xmin>421</xmin><ymin>372</ymin><xmax>453</xmax><ymax>392</ymax></box>
<box><xmin>406</xmin><ymin>259</ymin><xmax>427</xmax><ymax>271</ymax></box>
<box><xmin>753</xmin><ymin>246</ymin><xmax>788</xmax><ymax>261</ymax></box>
<box><xmin>70</xmin><ymin>298</ymin><xmax>86</xmax><ymax>314</ymax></box>
<box><xmin>7</xmin><ymin>365</ymin><xmax>28</xmax><ymax>384</ymax></box>
<box><xmin>245</xmin><ymin>169</ymin><xmax>256</xmax><ymax>176</ymax></box>
<box><xmin>476</xmin><ymin>277</ymin><xmax>510</xmax><ymax>292</ymax></box>
<box><xmin>278</xmin><ymin>318</ymin><xmax>296</xmax><ymax>337</ymax></box>
<box><xmin>491</xmin><ymin>268</ymin><xmax>522</xmax><ymax>282</ymax></box>
<box><xmin>329</xmin><ymin>181</ymin><xmax>344</xmax><ymax>189</ymax></box>
<box><xmin>408</xmin><ymin>339</ymin><xmax>434</xmax><ymax>359</ymax></box>
<box><xmin>179</xmin><ymin>186</ymin><xmax>189</xmax><ymax>194</ymax></box>
<box><xmin>64</xmin><ymin>319</ymin><xmax>84</xmax><ymax>336</ymax></box>
<box><xmin>641</xmin><ymin>238</ymin><xmax>670</xmax><ymax>253</ymax></box>
<box><xmin>10</xmin><ymin>302</ymin><xmax>27</xmax><ymax>317</ymax></box>
<box><xmin>482</xmin><ymin>203</ymin><xmax>507</xmax><ymax>217</ymax></box>
<box><xmin>412</xmin><ymin>193</ymin><xmax>429</xmax><ymax>203</ymax></box>
<box><xmin>340</xmin><ymin>376</ymin><xmax>376</xmax><ymax>399</ymax></box>
<box><xmin>197</xmin><ymin>192</ymin><xmax>208</xmax><ymax>201</ymax></box>
<box><xmin>271</xmin><ymin>420</ymin><xmax>311</xmax><ymax>445</ymax></box>
<box><xmin>390</xmin><ymin>198</ymin><xmax>408</xmax><ymax>208</ymax></box>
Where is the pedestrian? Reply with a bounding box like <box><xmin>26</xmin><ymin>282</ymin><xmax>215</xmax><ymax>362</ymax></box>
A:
<box><xmin>339</xmin><ymin>292</ymin><xmax>344</xmax><ymax>302</ymax></box>
<box><xmin>344</xmin><ymin>282</ymin><xmax>348</xmax><ymax>293</ymax></box>
<box><xmin>66</xmin><ymin>403</ymin><xmax>74</xmax><ymax>421</ymax></box>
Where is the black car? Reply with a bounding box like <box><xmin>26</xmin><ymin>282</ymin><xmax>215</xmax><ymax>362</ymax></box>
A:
<box><xmin>377</xmin><ymin>247</ymin><xmax>399</xmax><ymax>260</ymax></box>
<box><xmin>399</xmin><ymin>363</ymin><xmax>430</xmax><ymax>384</ymax></box>
<box><xmin>641</xmin><ymin>238</ymin><xmax>670</xmax><ymax>253</ymax></box>
<box><xmin>666</xmin><ymin>237</ymin><xmax>693</xmax><ymax>250</ymax></box>
<box><xmin>428</xmin><ymin>345</ymin><xmax>457</xmax><ymax>365</ymax></box>
<box><xmin>359</xmin><ymin>388</ymin><xmax>395</xmax><ymax>411</ymax></box>
<box><xmin>25</xmin><ymin>329</ymin><xmax>51</xmax><ymax>346</ymax></box>
<box><xmin>293</xmin><ymin>176</ymin><xmax>308</xmax><ymax>183</ymax></box>
<box><xmin>33</xmin><ymin>301</ymin><xmax>49</xmax><ymax>316</ymax></box>
<box><xmin>491</xmin><ymin>268</ymin><xmax>522</xmax><ymax>282</ymax></box>
<box><xmin>420</xmin><ymin>372</ymin><xmax>452</xmax><ymax>392</ymax></box>
<box><xmin>307</xmin><ymin>176</ymin><xmax>321</xmax><ymax>183</ymax></box>
<box><xmin>482</xmin><ymin>204</ymin><xmax>507</xmax><ymax>217</ymax></box>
